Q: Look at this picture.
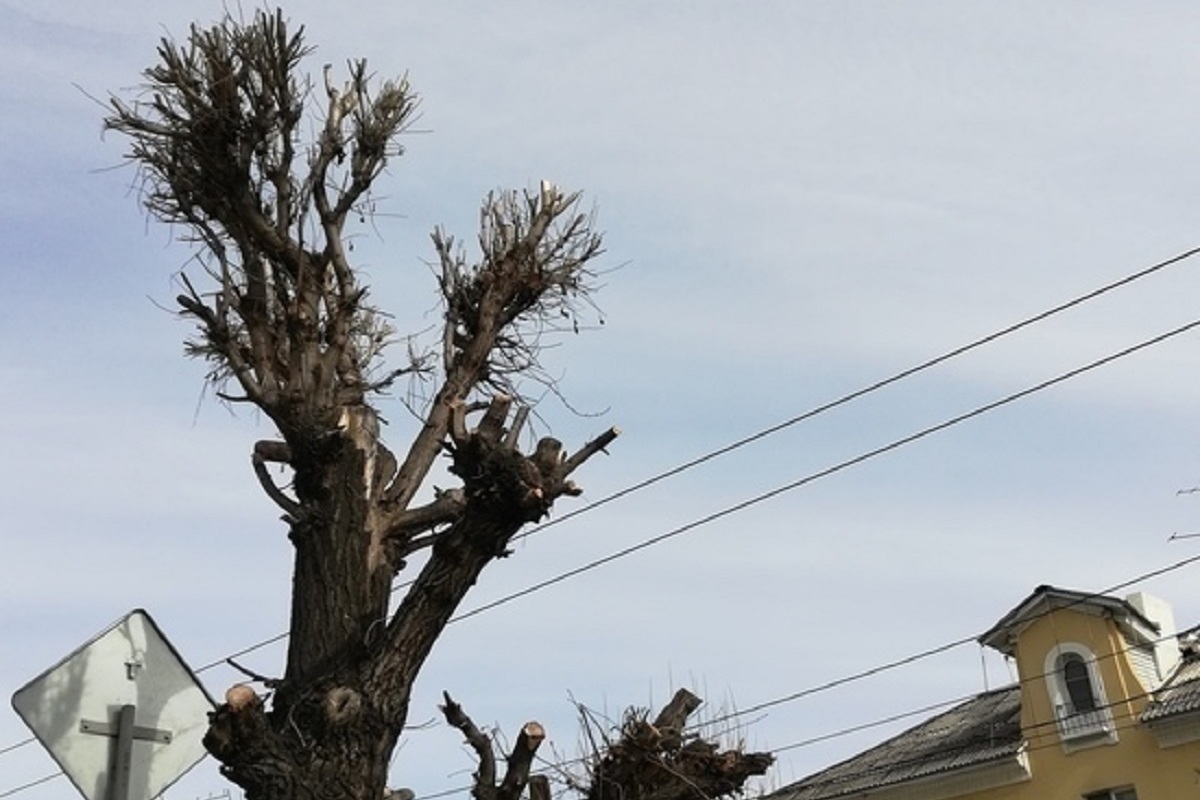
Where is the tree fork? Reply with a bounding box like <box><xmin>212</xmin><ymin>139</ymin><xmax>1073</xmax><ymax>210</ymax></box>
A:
<box><xmin>441</xmin><ymin>692</ymin><xmax>546</xmax><ymax>800</ymax></box>
<box><xmin>107</xmin><ymin>11</ymin><xmax>622</xmax><ymax>800</ymax></box>
<box><xmin>366</xmin><ymin>397</ymin><xmax>619</xmax><ymax>724</ymax></box>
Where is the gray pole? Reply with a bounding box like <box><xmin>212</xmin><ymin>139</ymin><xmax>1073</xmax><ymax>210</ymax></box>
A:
<box><xmin>110</xmin><ymin>705</ymin><xmax>135</xmax><ymax>800</ymax></box>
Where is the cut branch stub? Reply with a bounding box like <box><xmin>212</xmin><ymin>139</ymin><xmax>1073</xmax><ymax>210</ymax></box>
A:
<box><xmin>445</xmin><ymin>396</ymin><xmax>619</xmax><ymax>528</ymax></box>
<box><xmin>442</xmin><ymin>693</ymin><xmax>546</xmax><ymax>800</ymax></box>
<box><xmin>498</xmin><ymin>721</ymin><xmax>545</xmax><ymax>800</ymax></box>
<box><xmin>651</xmin><ymin>688</ymin><xmax>702</xmax><ymax>751</ymax></box>
<box><xmin>528</xmin><ymin>776</ymin><xmax>551</xmax><ymax>800</ymax></box>
<box><xmin>381</xmin><ymin>399</ymin><xmax>617</xmax><ymax>563</ymax></box>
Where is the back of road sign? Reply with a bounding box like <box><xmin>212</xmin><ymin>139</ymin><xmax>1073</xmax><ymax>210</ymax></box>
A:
<box><xmin>11</xmin><ymin>610</ymin><xmax>215</xmax><ymax>800</ymax></box>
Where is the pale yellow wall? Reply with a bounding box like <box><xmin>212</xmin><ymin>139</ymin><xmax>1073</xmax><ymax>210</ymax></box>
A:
<box><xmin>954</xmin><ymin>606</ymin><xmax>1200</xmax><ymax>799</ymax></box>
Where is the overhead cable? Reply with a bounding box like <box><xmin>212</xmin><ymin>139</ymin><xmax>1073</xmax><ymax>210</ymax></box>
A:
<box><xmin>450</xmin><ymin>318</ymin><xmax>1200</xmax><ymax>623</ymax></box>
<box><xmin>9</xmin><ymin>247</ymin><xmax>1196</xmax><ymax>767</ymax></box>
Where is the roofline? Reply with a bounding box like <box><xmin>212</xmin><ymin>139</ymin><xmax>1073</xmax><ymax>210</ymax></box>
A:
<box><xmin>977</xmin><ymin>585</ymin><xmax>1157</xmax><ymax>654</ymax></box>
<box><xmin>770</xmin><ymin>685</ymin><xmax>1022</xmax><ymax>800</ymax></box>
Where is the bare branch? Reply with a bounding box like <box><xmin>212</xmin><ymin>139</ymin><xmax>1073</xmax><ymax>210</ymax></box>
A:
<box><xmin>652</xmin><ymin>689</ymin><xmax>703</xmax><ymax>737</ymax></box>
<box><xmin>385</xmin><ymin>488</ymin><xmax>467</xmax><ymax>542</ymax></box>
<box><xmin>440</xmin><ymin>692</ymin><xmax>497</xmax><ymax>799</ymax></box>
<box><xmin>503</xmin><ymin>405</ymin><xmax>530</xmax><ymax>450</ymax></box>
<box><xmin>476</xmin><ymin>394</ymin><xmax>513</xmax><ymax>444</ymax></box>
<box><xmin>106</xmin><ymin>10</ymin><xmax>419</xmax><ymax>429</ymax></box>
<box><xmin>108</xmin><ymin>12</ymin><xmax>619</xmax><ymax>800</ymax></box>
<box><xmin>561</xmin><ymin>426</ymin><xmax>620</xmax><ymax>479</ymax></box>
<box><xmin>252</xmin><ymin>451</ymin><xmax>301</xmax><ymax>517</ymax></box>
<box><xmin>226</xmin><ymin>658</ymin><xmax>281</xmax><ymax>688</ymax></box>
<box><xmin>254</xmin><ymin>439</ymin><xmax>293</xmax><ymax>463</ymax></box>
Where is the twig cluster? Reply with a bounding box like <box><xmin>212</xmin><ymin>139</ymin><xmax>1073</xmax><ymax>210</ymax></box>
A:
<box><xmin>575</xmin><ymin>691</ymin><xmax>774</xmax><ymax>800</ymax></box>
<box><xmin>106</xmin><ymin>9</ymin><xmax>421</xmax><ymax>430</ymax></box>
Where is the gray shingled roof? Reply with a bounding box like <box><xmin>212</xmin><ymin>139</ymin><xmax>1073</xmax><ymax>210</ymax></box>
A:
<box><xmin>1142</xmin><ymin>648</ymin><xmax>1200</xmax><ymax>722</ymax></box>
<box><xmin>770</xmin><ymin>686</ymin><xmax>1022</xmax><ymax>800</ymax></box>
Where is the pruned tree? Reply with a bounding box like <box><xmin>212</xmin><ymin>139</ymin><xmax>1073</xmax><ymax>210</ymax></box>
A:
<box><xmin>442</xmin><ymin>690</ymin><xmax>772</xmax><ymax>800</ymax></box>
<box><xmin>105</xmin><ymin>9</ymin><xmax>616</xmax><ymax>800</ymax></box>
<box><xmin>568</xmin><ymin>690</ymin><xmax>773</xmax><ymax>800</ymax></box>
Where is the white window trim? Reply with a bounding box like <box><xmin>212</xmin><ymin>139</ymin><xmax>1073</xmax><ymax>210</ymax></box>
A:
<box><xmin>1043</xmin><ymin>642</ymin><xmax>1117</xmax><ymax>749</ymax></box>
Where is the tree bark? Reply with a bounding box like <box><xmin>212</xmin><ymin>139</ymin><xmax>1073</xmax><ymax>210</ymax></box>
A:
<box><xmin>105</xmin><ymin>13</ymin><xmax>612</xmax><ymax>800</ymax></box>
<box><xmin>207</xmin><ymin>397</ymin><xmax>616</xmax><ymax>800</ymax></box>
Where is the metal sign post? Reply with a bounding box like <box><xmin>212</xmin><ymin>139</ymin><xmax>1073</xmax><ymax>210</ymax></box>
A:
<box><xmin>79</xmin><ymin>704</ymin><xmax>174</xmax><ymax>800</ymax></box>
<box><xmin>12</xmin><ymin>610</ymin><xmax>214</xmax><ymax>800</ymax></box>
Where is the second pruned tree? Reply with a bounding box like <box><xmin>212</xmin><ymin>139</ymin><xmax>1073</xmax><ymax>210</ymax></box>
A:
<box><xmin>106</xmin><ymin>9</ymin><xmax>770</xmax><ymax>800</ymax></box>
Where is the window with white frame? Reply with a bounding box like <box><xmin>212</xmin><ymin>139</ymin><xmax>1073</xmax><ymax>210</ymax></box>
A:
<box><xmin>1043</xmin><ymin>643</ymin><xmax>1116</xmax><ymax>744</ymax></box>
<box><xmin>1061</xmin><ymin>652</ymin><xmax>1098</xmax><ymax>712</ymax></box>
<box><xmin>1083</xmin><ymin>787</ymin><xmax>1137</xmax><ymax>800</ymax></box>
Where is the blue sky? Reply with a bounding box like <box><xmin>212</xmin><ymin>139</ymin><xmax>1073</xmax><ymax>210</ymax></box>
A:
<box><xmin>5</xmin><ymin>3</ymin><xmax>1200</xmax><ymax>799</ymax></box>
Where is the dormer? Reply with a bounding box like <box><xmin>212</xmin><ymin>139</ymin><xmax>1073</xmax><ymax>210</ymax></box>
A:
<box><xmin>771</xmin><ymin>586</ymin><xmax>1200</xmax><ymax>800</ymax></box>
<box><xmin>977</xmin><ymin>586</ymin><xmax>1177</xmax><ymax>751</ymax></box>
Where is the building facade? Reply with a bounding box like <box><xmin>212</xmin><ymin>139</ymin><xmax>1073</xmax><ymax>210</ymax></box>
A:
<box><xmin>771</xmin><ymin>586</ymin><xmax>1200</xmax><ymax>800</ymax></box>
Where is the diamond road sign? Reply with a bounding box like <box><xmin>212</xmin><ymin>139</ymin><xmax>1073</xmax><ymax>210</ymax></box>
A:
<box><xmin>11</xmin><ymin>609</ymin><xmax>215</xmax><ymax>800</ymax></box>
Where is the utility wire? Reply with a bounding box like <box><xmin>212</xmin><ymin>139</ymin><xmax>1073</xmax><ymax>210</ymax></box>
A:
<box><xmin>695</xmin><ymin>552</ymin><xmax>1200</xmax><ymax>730</ymax></box>
<box><xmin>435</xmin><ymin>610</ymin><xmax>1200</xmax><ymax>800</ymax></box>
<box><xmin>703</xmin><ymin>617</ymin><xmax>1199</xmax><ymax>755</ymax></box>
<box><xmin>522</xmin><ymin>558</ymin><xmax>1200</xmax><ymax>788</ymax></box>
<box><xmin>4</xmin><ymin>558</ymin><xmax>1198</xmax><ymax>800</ymax></box>
<box><xmin>0</xmin><ymin>738</ymin><xmax>33</xmax><ymax>757</ymax></box>
<box><xmin>196</xmin><ymin>632</ymin><xmax>289</xmax><ymax>674</ymax></box>
<box><xmin>0</xmin><ymin>774</ymin><xmax>59</xmax><ymax>799</ymax></box>
<box><xmin>508</xmin><ymin>243</ymin><xmax>1200</xmax><ymax>543</ymax></box>
<box><xmin>412</xmin><ymin>673</ymin><xmax>1181</xmax><ymax>800</ymax></box>
<box><xmin>6</xmin><ymin>314</ymin><xmax>1200</xmax><ymax>771</ymax></box>
<box><xmin>769</xmin><ymin>687</ymin><xmax>1171</xmax><ymax>797</ymax></box>
<box><xmin>9</xmin><ymin>248</ymin><xmax>1196</xmax><ymax>766</ymax></box>
<box><xmin>450</xmin><ymin>318</ymin><xmax>1200</xmax><ymax>624</ymax></box>
<box><xmin>157</xmin><ymin>246</ymin><xmax>1200</xmax><ymax>681</ymax></box>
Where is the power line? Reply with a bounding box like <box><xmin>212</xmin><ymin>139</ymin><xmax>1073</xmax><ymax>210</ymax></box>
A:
<box><xmin>4</xmin><ymin>555</ymin><xmax>1196</xmax><ymax>800</ymax></box>
<box><xmin>768</xmin><ymin>685</ymin><xmax>1170</xmax><ymax>798</ymax></box>
<box><xmin>520</xmin><ymin>557</ymin><xmax>1200</xmax><ymax>789</ymax></box>
<box><xmin>0</xmin><ymin>774</ymin><xmax>60</xmax><ymax>799</ymax></box>
<box><xmin>413</xmin><ymin>666</ymin><xmax>1183</xmax><ymax>800</ymax></box>
<box><xmin>0</xmin><ymin>737</ymin><xmax>33</xmax><ymax>757</ymax></box>
<box><xmin>432</xmin><ymin>595</ymin><xmax>1200</xmax><ymax>800</ymax></box>
<box><xmin>144</xmin><ymin>245</ymin><xmax>1200</xmax><ymax>685</ymax></box>
<box><xmin>508</xmin><ymin>243</ymin><xmax>1200</xmax><ymax>543</ymax></box>
<box><xmin>703</xmin><ymin>616</ymin><xmax>1196</xmax><ymax>758</ymax></box>
<box><xmin>118</xmin><ymin>311</ymin><xmax>1200</xmax><ymax>703</ymax></box>
<box><xmin>695</xmin><ymin>552</ymin><xmax>1200</xmax><ymax>730</ymax></box>
<box><xmin>771</xmin><ymin>659</ymin><xmax>1168</xmax><ymax>760</ymax></box>
<box><xmin>449</xmin><ymin>318</ymin><xmax>1200</xmax><ymax>623</ymax></box>
<box><xmin>8</xmin><ymin>248</ymin><xmax>1194</xmax><ymax>767</ymax></box>
<box><xmin>5</xmin><ymin>315</ymin><xmax>1198</xmax><ymax>775</ymax></box>
<box><xmin>195</xmin><ymin>632</ymin><xmax>289</xmax><ymax>675</ymax></box>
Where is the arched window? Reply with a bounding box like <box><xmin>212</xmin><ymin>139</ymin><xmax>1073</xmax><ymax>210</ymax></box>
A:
<box><xmin>1043</xmin><ymin>643</ymin><xmax>1116</xmax><ymax>746</ymax></box>
<box><xmin>1060</xmin><ymin>652</ymin><xmax>1098</xmax><ymax>713</ymax></box>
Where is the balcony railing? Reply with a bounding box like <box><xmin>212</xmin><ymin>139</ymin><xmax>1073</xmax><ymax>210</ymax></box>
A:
<box><xmin>1055</xmin><ymin>704</ymin><xmax>1113</xmax><ymax>741</ymax></box>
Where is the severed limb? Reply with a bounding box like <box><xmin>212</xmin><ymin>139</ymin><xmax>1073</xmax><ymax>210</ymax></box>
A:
<box><xmin>441</xmin><ymin>692</ymin><xmax>546</xmax><ymax>800</ymax></box>
<box><xmin>497</xmin><ymin>721</ymin><xmax>545</xmax><ymax>800</ymax></box>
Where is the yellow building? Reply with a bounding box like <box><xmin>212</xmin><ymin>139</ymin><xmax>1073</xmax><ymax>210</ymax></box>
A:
<box><xmin>772</xmin><ymin>586</ymin><xmax>1200</xmax><ymax>800</ymax></box>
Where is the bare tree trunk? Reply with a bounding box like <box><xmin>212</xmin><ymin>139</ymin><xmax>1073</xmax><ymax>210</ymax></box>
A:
<box><xmin>106</xmin><ymin>12</ymin><xmax>612</xmax><ymax>800</ymax></box>
<box><xmin>205</xmin><ymin>398</ymin><xmax>616</xmax><ymax>800</ymax></box>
